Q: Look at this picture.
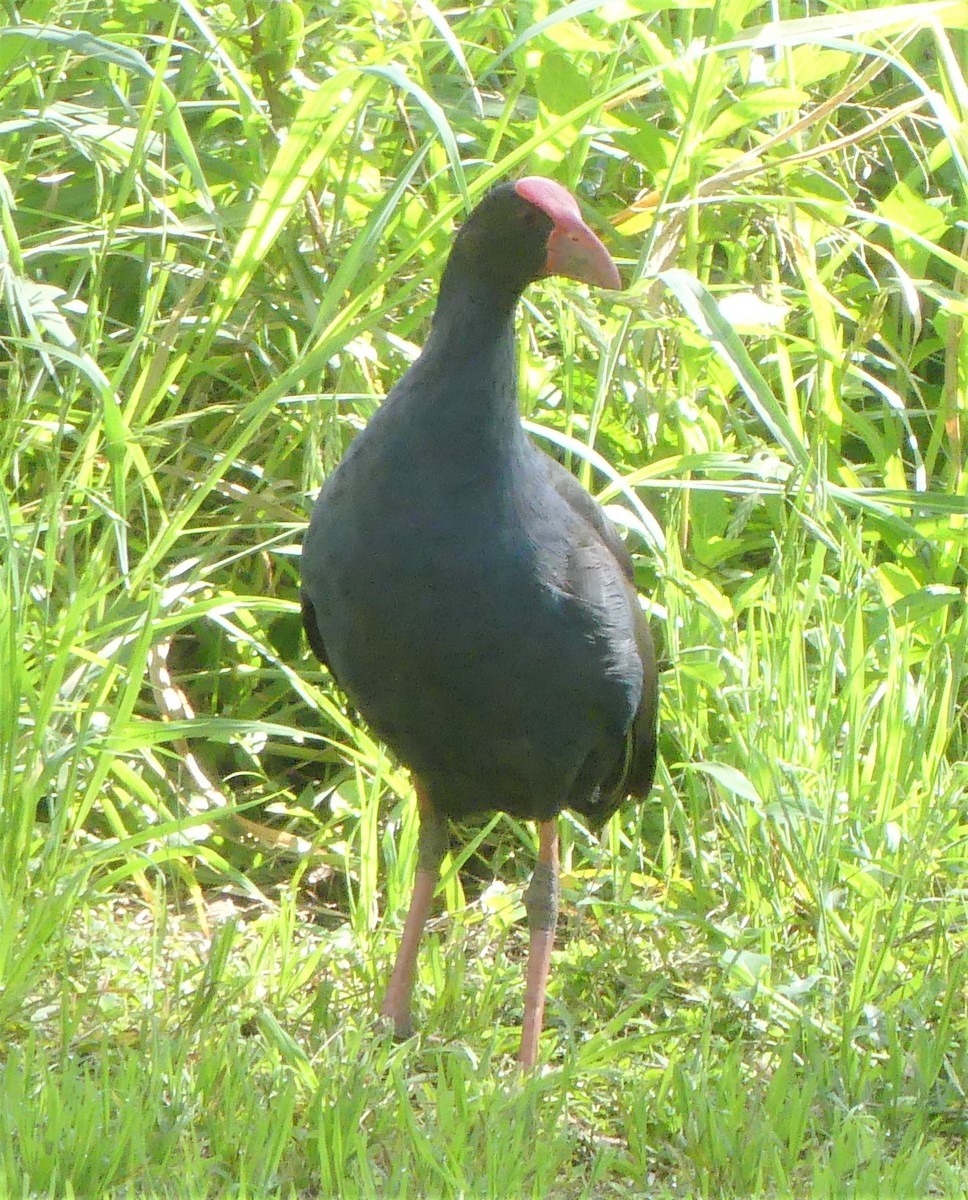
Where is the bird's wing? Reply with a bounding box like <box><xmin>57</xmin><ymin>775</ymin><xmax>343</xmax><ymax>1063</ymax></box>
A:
<box><xmin>623</xmin><ymin>598</ymin><xmax>658</xmax><ymax>800</ymax></box>
<box><xmin>542</xmin><ymin>454</ymin><xmax>635</xmax><ymax>582</ymax></box>
<box><xmin>544</xmin><ymin>453</ymin><xmax>658</xmax><ymax>806</ymax></box>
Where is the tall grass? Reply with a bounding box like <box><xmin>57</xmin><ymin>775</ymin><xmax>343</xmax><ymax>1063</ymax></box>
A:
<box><xmin>0</xmin><ymin>0</ymin><xmax>966</xmax><ymax>1195</ymax></box>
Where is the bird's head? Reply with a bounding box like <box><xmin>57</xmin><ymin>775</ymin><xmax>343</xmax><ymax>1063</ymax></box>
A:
<box><xmin>443</xmin><ymin>177</ymin><xmax>621</xmax><ymax>304</ymax></box>
<box><xmin>514</xmin><ymin>177</ymin><xmax>621</xmax><ymax>290</ymax></box>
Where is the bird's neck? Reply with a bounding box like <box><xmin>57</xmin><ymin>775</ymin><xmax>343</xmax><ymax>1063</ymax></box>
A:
<box><xmin>400</xmin><ymin>277</ymin><xmax>526</xmax><ymax>454</ymax></box>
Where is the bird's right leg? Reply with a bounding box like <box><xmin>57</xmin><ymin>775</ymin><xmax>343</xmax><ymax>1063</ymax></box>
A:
<box><xmin>379</xmin><ymin>784</ymin><xmax>447</xmax><ymax>1038</ymax></box>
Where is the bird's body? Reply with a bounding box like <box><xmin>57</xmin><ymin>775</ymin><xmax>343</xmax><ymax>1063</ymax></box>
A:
<box><xmin>301</xmin><ymin>177</ymin><xmax>657</xmax><ymax>1064</ymax></box>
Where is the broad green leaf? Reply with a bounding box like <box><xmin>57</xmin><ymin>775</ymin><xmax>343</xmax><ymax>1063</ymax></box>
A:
<box><xmin>0</xmin><ymin>23</ymin><xmax>153</xmax><ymax>76</ymax></box>
<box><xmin>693</xmin><ymin>762</ymin><xmax>764</xmax><ymax>806</ymax></box>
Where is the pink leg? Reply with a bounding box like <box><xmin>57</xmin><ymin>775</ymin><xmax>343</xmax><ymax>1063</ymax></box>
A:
<box><xmin>518</xmin><ymin>820</ymin><xmax>560</xmax><ymax>1068</ymax></box>
<box><xmin>379</xmin><ymin>786</ymin><xmax>447</xmax><ymax>1038</ymax></box>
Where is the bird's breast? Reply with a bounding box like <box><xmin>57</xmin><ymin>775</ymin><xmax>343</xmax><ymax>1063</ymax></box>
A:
<box><xmin>302</xmin><ymin>424</ymin><xmax>643</xmax><ymax>816</ymax></box>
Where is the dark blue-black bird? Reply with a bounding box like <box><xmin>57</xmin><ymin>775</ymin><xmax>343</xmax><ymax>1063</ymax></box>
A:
<box><xmin>301</xmin><ymin>177</ymin><xmax>657</xmax><ymax>1066</ymax></box>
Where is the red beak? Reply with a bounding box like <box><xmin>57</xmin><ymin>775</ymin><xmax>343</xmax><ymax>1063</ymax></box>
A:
<box><xmin>544</xmin><ymin>220</ymin><xmax>621</xmax><ymax>289</ymax></box>
<box><xmin>515</xmin><ymin>177</ymin><xmax>622</xmax><ymax>290</ymax></box>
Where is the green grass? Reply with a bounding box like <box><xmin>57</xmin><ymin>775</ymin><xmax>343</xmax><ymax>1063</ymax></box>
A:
<box><xmin>1</xmin><ymin>0</ymin><xmax>967</xmax><ymax>1195</ymax></box>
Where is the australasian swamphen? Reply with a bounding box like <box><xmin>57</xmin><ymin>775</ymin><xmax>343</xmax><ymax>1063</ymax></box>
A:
<box><xmin>300</xmin><ymin>177</ymin><xmax>658</xmax><ymax>1067</ymax></box>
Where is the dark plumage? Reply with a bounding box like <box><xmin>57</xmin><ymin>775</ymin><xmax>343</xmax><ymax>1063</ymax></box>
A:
<box><xmin>301</xmin><ymin>177</ymin><xmax>657</xmax><ymax>1065</ymax></box>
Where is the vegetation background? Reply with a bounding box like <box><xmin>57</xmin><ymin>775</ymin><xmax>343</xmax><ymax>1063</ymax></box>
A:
<box><xmin>1</xmin><ymin>0</ymin><xmax>966</xmax><ymax>1195</ymax></box>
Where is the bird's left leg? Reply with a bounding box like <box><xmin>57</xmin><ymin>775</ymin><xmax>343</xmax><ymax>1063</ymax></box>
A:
<box><xmin>518</xmin><ymin>819</ymin><xmax>560</xmax><ymax>1068</ymax></box>
<box><xmin>379</xmin><ymin>784</ymin><xmax>447</xmax><ymax>1038</ymax></box>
